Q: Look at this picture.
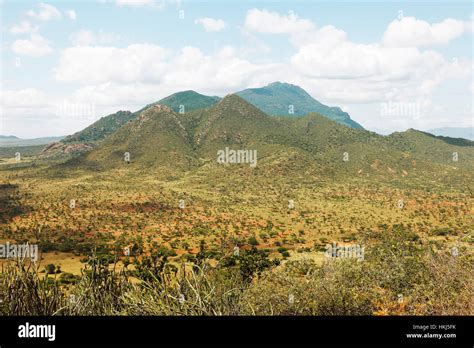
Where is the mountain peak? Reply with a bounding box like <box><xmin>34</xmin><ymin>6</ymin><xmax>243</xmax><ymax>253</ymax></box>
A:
<box><xmin>171</xmin><ymin>90</ymin><xmax>199</xmax><ymax>96</ymax></box>
<box><xmin>268</xmin><ymin>81</ymin><xmax>289</xmax><ymax>87</ymax></box>
<box><xmin>236</xmin><ymin>83</ymin><xmax>364</xmax><ymax>129</ymax></box>
<box><xmin>138</xmin><ymin>104</ymin><xmax>175</xmax><ymax>123</ymax></box>
<box><xmin>218</xmin><ymin>93</ymin><xmax>244</xmax><ymax>103</ymax></box>
<box><xmin>267</xmin><ymin>81</ymin><xmax>302</xmax><ymax>89</ymax></box>
<box><xmin>215</xmin><ymin>94</ymin><xmax>262</xmax><ymax>112</ymax></box>
<box><xmin>142</xmin><ymin>90</ymin><xmax>221</xmax><ymax>114</ymax></box>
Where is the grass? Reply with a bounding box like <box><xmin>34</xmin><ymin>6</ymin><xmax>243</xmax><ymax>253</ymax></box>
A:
<box><xmin>0</xmin><ymin>226</ymin><xmax>471</xmax><ymax>316</ymax></box>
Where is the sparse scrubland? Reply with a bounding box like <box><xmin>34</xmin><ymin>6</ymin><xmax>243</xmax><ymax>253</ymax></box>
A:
<box><xmin>0</xmin><ymin>94</ymin><xmax>472</xmax><ymax>316</ymax></box>
<box><xmin>0</xmin><ymin>226</ymin><xmax>472</xmax><ymax>316</ymax></box>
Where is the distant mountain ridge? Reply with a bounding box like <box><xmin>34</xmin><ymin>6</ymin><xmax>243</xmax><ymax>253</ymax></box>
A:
<box><xmin>0</xmin><ymin>135</ymin><xmax>64</xmax><ymax>147</ymax></box>
<box><xmin>54</xmin><ymin>82</ymin><xmax>364</xmax><ymax>151</ymax></box>
<box><xmin>427</xmin><ymin>127</ymin><xmax>473</xmax><ymax>141</ymax></box>
<box><xmin>236</xmin><ymin>82</ymin><xmax>364</xmax><ymax>129</ymax></box>
<box><xmin>63</xmin><ymin>111</ymin><xmax>135</xmax><ymax>144</ymax></box>
<box><xmin>63</xmin><ymin>95</ymin><xmax>473</xmax><ymax>184</ymax></box>
<box><xmin>60</xmin><ymin>91</ymin><xmax>222</xmax><ymax>147</ymax></box>
<box><xmin>141</xmin><ymin>90</ymin><xmax>221</xmax><ymax>114</ymax></box>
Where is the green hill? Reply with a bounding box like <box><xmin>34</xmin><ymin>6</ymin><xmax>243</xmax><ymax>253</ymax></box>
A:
<box><xmin>59</xmin><ymin>91</ymin><xmax>220</xmax><ymax>148</ymax></box>
<box><xmin>66</xmin><ymin>104</ymin><xmax>195</xmax><ymax>174</ymax></box>
<box><xmin>427</xmin><ymin>127</ymin><xmax>473</xmax><ymax>141</ymax></box>
<box><xmin>236</xmin><ymin>82</ymin><xmax>364</xmax><ymax>129</ymax></box>
<box><xmin>61</xmin><ymin>95</ymin><xmax>473</xmax><ymax>186</ymax></box>
<box><xmin>51</xmin><ymin>84</ymin><xmax>365</xmax><ymax>152</ymax></box>
<box><xmin>143</xmin><ymin>90</ymin><xmax>221</xmax><ymax>113</ymax></box>
<box><xmin>62</xmin><ymin>110</ymin><xmax>135</xmax><ymax>144</ymax></box>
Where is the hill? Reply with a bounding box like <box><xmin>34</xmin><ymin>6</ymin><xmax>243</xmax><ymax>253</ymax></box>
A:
<box><xmin>0</xmin><ymin>135</ymin><xmax>64</xmax><ymax>147</ymax></box>
<box><xmin>62</xmin><ymin>111</ymin><xmax>135</xmax><ymax>144</ymax></box>
<box><xmin>142</xmin><ymin>90</ymin><xmax>221</xmax><ymax>113</ymax></box>
<box><xmin>41</xmin><ymin>91</ymin><xmax>220</xmax><ymax>159</ymax></box>
<box><xmin>236</xmin><ymin>82</ymin><xmax>364</xmax><ymax>129</ymax></box>
<box><xmin>42</xmin><ymin>83</ymin><xmax>366</xmax><ymax>159</ymax></box>
<box><xmin>427</xmin><ymin>127</ymin><xmax>473</xmax><ymax>141</ymax></box>
<box><xmin>59</xmin><ymin>95</ymin><xmax>473</xmax><ymax>185</ymax></box>
<box><xmin>65</xmin><ymin>104</ymin><xmax>195</xmax><ymax>174</ymax></box>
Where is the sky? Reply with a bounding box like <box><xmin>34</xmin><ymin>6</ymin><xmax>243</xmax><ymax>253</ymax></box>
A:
<box><xmin>0</xmin><ymin>0</ymin><xmax>473</xmax><ymax>138</ymax></box>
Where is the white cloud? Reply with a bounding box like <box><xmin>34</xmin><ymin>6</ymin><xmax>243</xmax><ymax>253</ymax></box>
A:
<box><xmin>26</xmin><ymin>2</ymin><xmax>62</xmax><ymax>21</ymax></box>
<box><xmin>290</xmin><ymin>25</ymin><xmax>347</xmax><ymax>48</ymax></box>
<box><xmin>0</xmin><ymin>88</ymin><xmax>48</xmax><ymax>108</ymax></box>
<box><xmin>65</xmin><ymin>10</ymin><xmax>77</xmax><ymax>20</ymax></box>
<box><xmin>291</xmin><ymin>39</ymin><xmax>444</xmax><ymax>80</ymax></box>
<box><xmin>55</xmin><ymin>44</ymin><xmax>169</xmax><ymax>84</ymax></box>
<box><xmin>0</xmin><ymin>88</ymin><xmax>109</xmax><ymax>138</ymax></box>
<box><xmin>54</xmin><ymin>44</ymin><xmax>282</xmax><ymax>107</ymax></box>
<box><xmin>70</xmin><ymin>30</ymin><xmax>120</xmax><ymax>46</ymax></box>
<box><xmin>9</xmin><ymin>21</ymin><xmax>38</xmax><ymax>34</ymax></box>
<box><xmin>290</xmin><ymin>30</ymin><xmax>471</xmax><ymax>105</ymax></box>
<box><xmin>113</xmin><ymin>0</ymin><xmax>181</xmax><ymax>8</ymax></box>
<box><xmin>162</xmin><ymin>46</ymin><xmax>280</xmax><ymax>93</ymax></box>
<box><xmin>467</xmin><ymin>14</ymin><xmax>474</xmax><ymax>33</ymax></box>
<box><xmin>116</xmin><ymin>0</ymin><xmax>158</xmax><ymax>7</ymax></box>
<box><xmin>383</xmin><ymin>17</ymin><xmax>465</xmax><ymax>47</ymax></box>
<box><xmin>244</xmin><ymin>8</ymin><xmax>314</xmax><ymax>34</ymax></box>
<box><xmin>194</xmin><ymin>17</ymin><xmax>226</xmax><ymax>32</ymax></box>
<box><xmin>234</xmin><ymin>10</ymin><xmax>473</xmax><ymax>106</ymax></box>
<box><xmin>11</xmin><ymin>34</ymin><xmax>53</xmax><ymax>57</ymax></box>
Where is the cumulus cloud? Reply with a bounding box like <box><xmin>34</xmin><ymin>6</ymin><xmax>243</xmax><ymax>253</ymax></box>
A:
<box><xmin>11</xmin><ymin>34</ymin><xmax>53</xmax><ymax>57</ymax></box>
<box><xmin>9</xmin><ymin>21</ymin><xmax>38</xmax><ymax>34</ymax></box>
<box><xmin>162</xmin><ymin>46</ymin><xmax>281</xmax><ymax>92</ymax></box>
<box><xmin>55</xmin><ymin>44</ymin><xmax>169</xmax><ymax>84</ymax></box>
<box><xmin>70</xmin><ymin>30</ymin><xmax>120</xmax><ymax>46</ymax></box>
<box><xmin>0</xmin><ymin>88</ymin><xmax>48</xmax><ymax>108</ymax></box>
<box><xmin>53</xmin><ymin>44</ymin><xmax>283</xmax><ymax>107</ymax></box>
<box><xmin>291</xmin><ymin>39</ymin><xmax>445</xmax><ymax>80</ymax></box>
<box><xmin>290</xmin><ymin>29</ymin><xmax>471</xmax><ymax>104</ymax></box>
<box><xmin>115</xmin><ymin>0</ymin><xmax>167</xmax><ymax>8</ymax></box>
<box><xmin>245</xmin><ymin>10</ymin><xmax>472</xmax><ymax>105</ymax></box>
<box><xmin>0</xmin><ymin>88</ymin><xmax>108</xmax><ymax>138</ymax></box>
<box><xmin>26</xmin><ymin>2</ymin><xmax>62</xmax><ymax>21</ymax></box>
<box><xmin>194</xmin><ymin>17</ymin><xmax>226</xmax><ymax>32</ymax></box>
<box><xmin>467</xmin><ymin>14</ymin><xmax>474</xmax><ymax>33</ymax></box>
<box><xmin>289</xmin><ymin>25</ymin><xmax>347</xmax><ymax>48</ymax></box>
<box><xmin>65</xmin><ymin>10</ymin><xmax>77</xmax><ymax>20</ymax></box>
<box><xmin>116</xmin><ymin>0</ymin><xmax>153</xmax><ymax>6</ymax></box>
<box><xmin>382</xmin><ymin>17</ymin><xmax>466</xmax><ymax>47</ymax></box>
<box><xmin>244</xmin><ymin>8</ymin><xmax>314</xmax><ymax>34</ymax></box>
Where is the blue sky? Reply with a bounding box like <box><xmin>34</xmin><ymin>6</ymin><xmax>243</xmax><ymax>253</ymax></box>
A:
<box><xmin>1</xmin><ymin>0</ymin><xmax>473</xmax><ymax>137</ymax></box>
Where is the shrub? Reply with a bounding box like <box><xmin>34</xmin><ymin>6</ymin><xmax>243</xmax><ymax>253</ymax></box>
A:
<box><xmin>248</xmin><ymin>236</ymin><xmax>259</xmax><ymax>246</ymax></box>
<box><xmin>45</xmin><ymin>264</ymin><xmax>56</xmax><ymax>275</ymax></box>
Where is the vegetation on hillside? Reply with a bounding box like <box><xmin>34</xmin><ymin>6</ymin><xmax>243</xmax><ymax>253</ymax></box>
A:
<box><xmin>236</xmin><ymin>82</ymin><xmax>364</xmax><ymax>129</ymax></box>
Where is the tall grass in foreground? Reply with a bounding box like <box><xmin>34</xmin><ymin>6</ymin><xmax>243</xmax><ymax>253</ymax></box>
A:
<box><xmin>0</xmin><ymin>228</ymin><xmax>472</xmax><ymax>316</ymax></box>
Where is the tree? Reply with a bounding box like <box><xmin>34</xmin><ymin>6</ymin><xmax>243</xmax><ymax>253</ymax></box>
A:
<box><xmin>45</xmin><ymin>264</ymin><xmax>56</xmax><ymax>275</ymax></box>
